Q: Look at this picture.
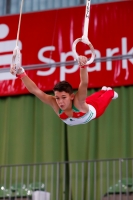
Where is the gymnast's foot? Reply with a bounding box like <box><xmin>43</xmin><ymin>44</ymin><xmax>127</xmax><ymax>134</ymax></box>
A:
<box><xmin>107</xmin><ymin>87</ymin><xmax>118</xmax><ymax>99</ymax></box>
<box><xmin>101</xmin><ymin>86</ymin><xmax>107</xmax><ymax>91</ymax></box>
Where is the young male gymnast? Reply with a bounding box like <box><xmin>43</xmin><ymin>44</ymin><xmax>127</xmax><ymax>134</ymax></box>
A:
<box><xmin>10</xmin><ymin>55</ymin><xmax>118</xmax><ymax>126</ymax></box>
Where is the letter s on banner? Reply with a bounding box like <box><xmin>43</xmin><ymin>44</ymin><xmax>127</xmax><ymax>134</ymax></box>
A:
<box><xmin>60</xmin><ymin>51</ymin><xmax>79</xmax><ymax>81</ymax></box>
<box><xmin>37</xmin><ymin>46</ymin><xmax>56</xmax><ymax>76</ymax></box>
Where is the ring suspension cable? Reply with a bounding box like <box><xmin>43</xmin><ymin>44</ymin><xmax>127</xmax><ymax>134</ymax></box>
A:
<box><xmin>11</xmin><ymin>0</ymin><xmax>24</xmax><ymax>74</ymax></box>
<box><xmin>72</xmin><ymin>0</ymin><xmax>95</xmax><ymax>65</ymax></box>
<box><xmin>16</xmin><ymin>0</ymin><xmax>24</xmax><ymax>47</ymax></box>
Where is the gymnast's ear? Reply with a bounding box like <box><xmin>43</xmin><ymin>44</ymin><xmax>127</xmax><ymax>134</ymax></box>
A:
<box><xmin>70</xmin><ymin>93</ymin><xmax>75</xmax><ymax>100</ymax></box>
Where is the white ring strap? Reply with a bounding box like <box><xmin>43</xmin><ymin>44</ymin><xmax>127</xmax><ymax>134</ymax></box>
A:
<box><xmin>72</xmin><ymin>0</ymin><xmax>95</xmax><ymax>65</ymax></box>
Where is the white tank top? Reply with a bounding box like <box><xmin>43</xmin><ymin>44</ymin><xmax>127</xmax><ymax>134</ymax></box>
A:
<box><xmin>61</xmin><ymin>104</ymin><xmax>96</xmax><ymax>126</ymax></box>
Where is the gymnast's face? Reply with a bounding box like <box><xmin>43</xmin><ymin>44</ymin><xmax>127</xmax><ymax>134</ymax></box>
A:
<box><xmin>54</xmin><ymin>91</ymin><xmax>74</xmax><ymax>110</ymax></box>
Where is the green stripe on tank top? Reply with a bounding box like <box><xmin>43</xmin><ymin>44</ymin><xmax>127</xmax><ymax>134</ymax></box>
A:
<box><xmin>59</xmin><ymin>109</ymin><xmax>63</xmax><ymax>114</ymax></box>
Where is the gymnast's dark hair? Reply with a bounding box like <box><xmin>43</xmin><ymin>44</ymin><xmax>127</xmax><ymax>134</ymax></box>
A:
<box><xmin>53</xmin><ymin>81</ymin><xmax>73</xmax><ymax>94</ymax></box>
